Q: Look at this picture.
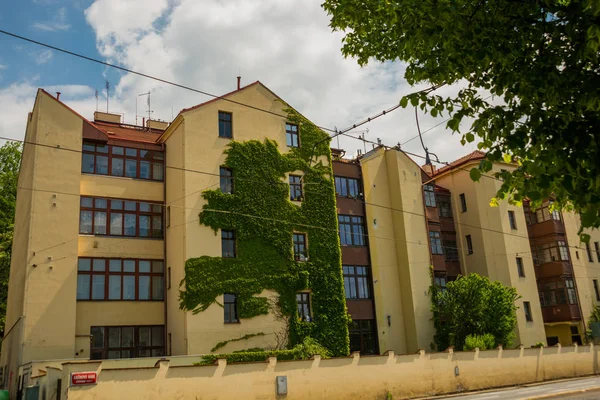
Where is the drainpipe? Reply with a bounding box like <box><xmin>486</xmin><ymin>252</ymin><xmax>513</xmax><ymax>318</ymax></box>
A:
<box><xmin>162</xmin><ymin>142</ymin><xmax>168</xmax><ymax>355</ymax></box>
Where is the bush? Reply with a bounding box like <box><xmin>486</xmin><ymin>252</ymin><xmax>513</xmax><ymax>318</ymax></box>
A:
<box><xmin>195</xmin><ymin>337</ymin><xmax>330</xmax><ymax>365</ymax></box>
<box><xmin>464</xmin><ymin>333</ymin><xmax>496</xmax><ymax>351</ymax></box>
<box><xmin>532</xmin><ymin>342</ymin><xmax>545</xmax><ymax>348</ymax></box>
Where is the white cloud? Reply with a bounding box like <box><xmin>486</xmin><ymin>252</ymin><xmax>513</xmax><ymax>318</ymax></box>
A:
<box><xmin>33</xmin><ymin>7</ymin><xmax>71</xmax><ymax>31</ymax></box>
<box><xmin>33</xmin><ymin>50</ymin><xmax>53</xmax><ymax>65</ymax></box>
<box><xmin>0</xmin><ymin>65</ymin><xmax>6</xmax><ymax>70</ymax></box>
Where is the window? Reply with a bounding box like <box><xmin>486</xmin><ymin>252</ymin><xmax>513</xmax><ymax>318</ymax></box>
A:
<box><xmin>595</xmin><ymin>242</ymin><xmax>600</xmax><ymax>262</ymax></box>
<box><xmin>343</xmin><ymin>266</ymin><xmax>371</xmax><ymax>299</ymax></box>
<box><xmin>565</xmin><ymin>278</ymin><xmax>577</xmax><ymax>304</ymax></box>
<box><xmin>466</xmin><ymin>234</ymin><xmax>473</xmax><ymax>255</ymax></box>
<box><xmin>293</xmin><ymin>233</ymin><xmax>307</xmax><ymax>261</ymax></box>
<box><xmin>429</xmin><ymin>231</ymin><xmax>443</xmax><ymax>255</ymax></box>
<box><xmin>76</xmin><ymin>258</ymin><xmax>164</xmax><ymax>301</ymax></box>
<box><xmin>296</xmin><ymin>293</ymin><xmax>311</xmax><ymax>321</ymax></box>
<box><xmin>90</xmin><ymin>325</ymin><xmax>164</xmax><ymax>360</ymax></box>
<box><xmin>424</xmin><ymin>184</ymin><xmax>436</xmax><ymax>207</ymax></box>
<box><xmin>434</xmin><ymin>273</ymin><xmax>447</xmax><ymax>292</ymax></box>
<box><xmin>516</xmin><ymin>257</ymin><xmax>525</xmax><ymax>277</ymax></box>
<box><xmin>587</xmin><ymin>242</ymin><xmax>594</xmax><ymax>262</ymax></box>
<box><xmin>594</xmin><ymin>279</ymin><xmax>600</xmax><ymax>301</ymax></box>
<box><xmin>459</xmin><ymin>193</ymin><xmax>467</xmax><ymax>212</ymax></box>
<box><xmin>222</xmin><ymin>230</ymin><xmax>236</xmax><ymax>258</ymax></box>
<box><xmin>218</xmin><ymin>111</ymin><xmax>232</xmax><ymax>138</ymax></box>
<box><xmin>289</xmin><ymin>175</ymin><xmax>303</xmax><ymax>201</ymax></box>
<box><xmin>508</xmin><ymin>210</ymin><xmax>517</xmax><ymax>230</ymax></box>
<box><xmin>438</xmin><ymin>196</ymin><xmax>452</xmax><ymax>218</ymax></box>
<box><xmin>79</xmin><ymin>196</ymin><xmax>163</xmax><ymax>238</ymax></box>
<box><xmin>349</xmin><ymin>320</ymin><xmax>378</xmax><ymax>355</ymax></box>
<box><xmin>224</xmin><ymin>293</ymin><xmax>238</xmax><ymax>323</ymax></box>
<box><xmin>82</xmin><ymin>141</ymin><xmax>164</xmax><ymax>181</ymax></box>
<box><xmin>524</xmin><ymin>301</ymin><xmax>533</xmax><ymax>322</ymax></box>
<box><xmin>219</xmin><ymin>167</ymin><xmax>234</xmax><ymax>194</ymax></box>
<box><xmin>286</xmin><ymin>123</ymin><xmax>299</xmax><ymax>147</ymax></box>
<box><xmin>334</xmin><ymin>176</ymin><xmax>360</xmax><ymax>198</ymax></box>
<box><xmin>443</xmin><ymin>240</ymin><xmax>458</xmax><ymax>262</ymax></box>
<box><xmin>534</xmin><ymin>241</ymin><xmax>570</xmax><ymax>264</ymax></box>
<box><xmin>531</xmin><ymin>201</ymin><xmax>562</xmax><ymax>224</ymax></box>
<box><xmin>338</xmin><ymin>215</ymin><xmax>365</xmax><ymax>246</ymax></box>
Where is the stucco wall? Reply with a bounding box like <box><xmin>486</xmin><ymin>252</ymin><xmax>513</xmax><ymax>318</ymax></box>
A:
<box><xmin>46</xmin><ymin>344</ymin><xmax>600</xmax><ymax>400</ymax></box>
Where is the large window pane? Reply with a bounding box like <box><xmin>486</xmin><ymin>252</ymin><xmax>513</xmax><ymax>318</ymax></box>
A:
<box><xmin>152</xmin><ymin>216</ymin><xmax>162</xmax><ymax>238</ymax></box>
<box><xmin>109</xmin><ymin>275</ymin><xmax>121</xmax><ymax>300</ymax></box>
<box><xmin>152</xmin><ymin>276</ymin><xmax>164</xmax><ymax>300</ymax></box>
<box><xmin>139</xmin><ymin>327</ymin><xmax>151</xmax><ymax>347</ymax></box>
<box><xmin>124</xmin><ymin>214</ymin><xmax>136</xmax><ymax>236</ymax></box>
<box><xmin>139</xmin><ymin>216</ymin><xmax>150</xmax><ymax>237</ymax></box>
<box><xmin>81</xmin><ymin>197</ymin><xmax>94</xmax><ymax>208</ymax></box>
<box><xmin>152</xmin><ymin>261</ymin><xmax>164</xmax><ymax>273</ymax></box>
<box><xmin>110</xmin><ymin>213</ymin><xmax>123</xmax><ymax>235</ymax></box>
<box><xmin>108</xmin><ymin>327</ymin><xmax>120</xmax><ymax>348</ymax></box>
<box><xmin>139</xmin><ymin>261</ymin><xmax>151</xmax><ymax>273</ymax></box>
<box><xmin>111</xmin><ymin>158</ymin><xmax>124</xmax><ymax>176</ymax></box>
<box><xmin>123</xmin><ymin>260</ymin><xmax>135</xmax><ymax>272</ymax></box>
<box><xmin>78</xmin><ymin>258</ymin><xmax>91</xmax><ymax>271</ymax></box>
<box><xmin>125</xmin><ymin>159</ymin><xmax>137</xmax><ymax>177</ymax></box>
<box><xmin>152</xmin><ymin>327</ymin><xmax>164</xmax><ymax>346</ymax></box>
<box><xmin>140</xmin><ymin>161</ymin><xmax>151</xmax><ymax>179</ymax></box>
<box><xmin>93</xmin><ymin>259</ymin><xmax>106</xmax><ymax>271</ymax></box>
<box><xmin>139</xmin><ymin>276</ymin><xmax>150</xmax><ymax>300</ymax></box>
<box><xmin>109</xmin><ymin>259</ymin><xmax>121</xmax><ymax>272</ymax></box>
<box><xmin>82</xmin><ymin>153</ymin><xmax>94</xmax><ymax>173</ymax></box>
<box><xmin>152</xmin><ymin>163</ymin><xmax>164</xmax><ymax>181</ymax></box>
<box><xmin>80</xmin><ymin>211</ymin><xmax>93</xmax><ymax>234</ymax></box>
<box><xmin>96</xmin><ymin>155</ymin><xmax>108</xmax><ymax>175</ymax></box>
<box><xmin>123</xmin><ymin>276</ymin><xmax>135</xmax><ymax>300</ymax></box>
<box><xmin>122</xmin><ymin>327</ymin><xmax>134</xmax><ymax>347</ymax></box>
<box><xmin>91</xmin><ymin>327</ymin><xmax>104</xmax><ymax>348</ymax></box>
<box><xmin>92</xmin><ymin>275</ymin><xmax>105</xmax><ymax>300</ymax></box>
<box><xmin>77</xmin><ymin>275</ymin><xmax>90</xmax><ymax>300</ymax></box>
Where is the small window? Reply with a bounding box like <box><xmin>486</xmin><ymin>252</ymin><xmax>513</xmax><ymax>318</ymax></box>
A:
<box><xmin>524</xmin><ymin>301</ymin><xmax>533</xmax><ymax>322</ymax></box>
<box><xmin>293</xmin><ymin>233</ymin><xmax>307</xmax><ymax>261</ymax></box>
<box><xmin>296</xmin><ymin>292</ymin><xmax>311</xmax><ymax>321</ymax></box>
<box><xmin>434</xmin><ymin>273</ymin><xmax>447</xmax><ymax>292</ymax></box>
<box><xmin>289</xmin><ymin>175</ymin><xmax>303</xmax><ymax>201</ymax></box>
<box><xmin>224</xmin><ymin>293</ymin><xmax>238</xmax><ymax>323</ymax></box>
<box><xmin>587</xmin><ymin>242</ymin><xmax>594</xmax><ymax>262</ymax></box>
<box><xmin>516</xmin><ymin>257</ymin><xmax>525</xmax><ymax>277</ymax></box>
<box><xmin>286</xmin><ymin>123</ymin><xmax>299</xmax><ymax>147</ymax></box>
<box><xmin>343</xmin><ymin>266</ymin><xmax>371</xmax><ymax>299</ymax></box>
<box><xmin>594</xmin><ymin>279</ymin><xmax>600</xmax><ymax>301</ymax></box>
<box><xmin>558</xmin><ymin>241</ymin><xmax>569</xmax><ymax>261</ymax></box>
<box><xmin>334</xmin><ymin>176</ymin><xmax>360</xmax><ymax>198</ymax></box>
<box><xmin>338</xmin><ymin>215</ymin><xmax>366</xmax><ymax>246</ymax></box>
<box><xmin>459</xmin><ymin>193</ymin><xmax>467</xmax><ymax>212</ymax></box>
<box><xmin>565</xmin><ymin>278</ymin><xmax>577</xmax><ymax>304</ymax></box>
<box><xmin>438</xmin><ymin>196</ymin><xmax>452</xmax><ymax>218</ymax></box>
<box><xmin>220</xmin><ymin>167</ymin><xmax>234</xmax><ymax>194</ymax></box>
<box><xmin>218</xmin><ymin>111</ymin><xmax>232</xmax><ymax>138</ymax></box>
<box><xmin>429</xmin><ymin>231</ymin><xmax>443</xmax><ymax>255</ymax></box>
<box><xmin>595</xmin><ymin>242</ymin><xmax>600</xmax><ymax>263</ymax></box>
<box><xmin>466</xmin><ymin>235</ymin><xmax>473</xmax><ymax>255</ymax></box>
<box><xmin>222</xmin><ymin>230</ymin><xmax>236</xmax><ymax>258</ymax></box>
<box><xmin>508</xmin><ymin>210</ymin><xmax>517</xmax><ymax>230</ymax></box>
<box><xmin>424</xmin><ymin>185</ymin><xmax>436</xmax><ymax>207</ymax></box>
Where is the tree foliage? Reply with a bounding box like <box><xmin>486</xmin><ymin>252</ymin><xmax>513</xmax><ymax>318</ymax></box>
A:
<box><xmin>430</xmin><ymin>273</ymin><xmax>519</xmax><ymax>351</ymax></box>
<box><xmin>0</xmin><ymin>141</ymin><xmax>21</xmax><ymax>336</ymax></box>
<box><xmin>323</xmin><ymin>0</ymin><xmax>600</xmax><ymax>230</ymax></box>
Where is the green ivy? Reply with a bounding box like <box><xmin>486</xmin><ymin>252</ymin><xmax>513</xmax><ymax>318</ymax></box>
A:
<box><xmin>211</xmin><ymin>332</ymin><xmax>266</xmax><ymax>353</ymax></box>
<box><xmin>179</xmin><ymin>109</ymin><xmax>350</xmax><ymax>356</ymax></box>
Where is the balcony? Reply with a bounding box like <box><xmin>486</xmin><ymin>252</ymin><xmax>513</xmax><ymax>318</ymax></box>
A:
<box><xmin>529</xmin><ymin>219</ymin><xmax>565</xmax><ymax>238</ymax></box>
<box><xmin>534</xmin><ymin>261</ymin><xmax>573</xmax><ymax>279</ymax></box>
<box><xmin>541</xmin><ymin>304</ymin><xmax>581</xmax><ymax>323</ymax></box>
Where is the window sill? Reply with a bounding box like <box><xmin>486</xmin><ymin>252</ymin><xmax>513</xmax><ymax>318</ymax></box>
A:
<box><xmin>345</xmin><ymin>298</ymin><xmax>373</xmax><ymax>301</ymax></box>
<box><xmin>340</xmin><ymin>245</ymin><xmax>367</xmax><ymax>248</ymax></box>
<box><xmin>224</xmin><ymin>321</ymin><xmax>241</xmax><ymax>325</ymax></box>
<box><xmin>78</xmin><ymin>234</ymin><xmax>164</xmax><ymax>240</ymax></box>
<box><xmin>217</xmin><ymin>136</ymin><xmax>233</xmax><ymax>140</ymax></box>
<box><xmin>81</xmin><ymin>172</ymin><xmax>164</xmax><ymax>183</ymax></box>
<box><xmin>76</xmin><ymin>299</ymin><xmax>165</xmax><ymax>302</ymax></box>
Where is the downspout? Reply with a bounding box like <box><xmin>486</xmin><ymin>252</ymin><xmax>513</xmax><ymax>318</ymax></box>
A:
<box><xmin>162</xmin><ymin>142</ymin><xmax>168</xmax><ymax>355</ymax></box>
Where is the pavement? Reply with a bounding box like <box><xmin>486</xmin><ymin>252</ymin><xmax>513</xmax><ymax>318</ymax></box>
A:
<box><xmin>416</xmin><ymin>376</ymin><xmax>600</xmax><ymax>400</ymax></box>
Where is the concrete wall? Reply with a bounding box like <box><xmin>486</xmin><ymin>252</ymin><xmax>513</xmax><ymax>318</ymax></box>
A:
<box><xmin>38</xmin><ymin>344</ymin><xmax>600</xmax><ymax>400</ymax></box>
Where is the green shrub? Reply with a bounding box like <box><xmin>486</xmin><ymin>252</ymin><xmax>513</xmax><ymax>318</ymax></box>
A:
<box><xmin>195</xmin><ymin>337</ymin><xmax>330</xmax><ymax>365</ymax></box>
<box><xmin>532</xmin><ymin>342</ymin><xmax>545</xmax><ymax>348</ymax></box>
<box><xmin>464</xmin><ymin>333</ymin><xmax>496</xmax><ymax>351</ymax></box>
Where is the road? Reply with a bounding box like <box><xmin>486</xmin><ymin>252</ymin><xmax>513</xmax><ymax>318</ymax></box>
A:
<box><xmin>424</xmin><ymin>376</ymin><xmax>600</xmax><ymax>399</ymax></box>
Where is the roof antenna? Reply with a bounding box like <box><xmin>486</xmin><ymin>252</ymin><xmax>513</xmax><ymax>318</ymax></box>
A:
<box><xmin>105</xmin><ymin>80</ymin><xmax>109</xmax><ymax>112</ymax></box>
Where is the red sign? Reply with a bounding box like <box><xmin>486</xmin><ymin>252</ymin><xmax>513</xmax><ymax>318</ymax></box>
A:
<box><xmin>71</xmin><ymin>372</ymin><xmax>97</xmax><ymax>386</ymax></box>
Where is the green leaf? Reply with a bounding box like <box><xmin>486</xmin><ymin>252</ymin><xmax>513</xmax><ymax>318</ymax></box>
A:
<box><xmin>470</xmin><ymin>167</ymin><xmax>482</xmax><ymax>182</ymax></box>
<box><xmin>502</xmin><ymin>154</ymin><xmax>512</xmax><ymax>163</ymax></box>
<box><xmin>400</xmin><ymin>96</ymin><xmax>409</xmax><ymax>108</ymax></box>
<box><xmin>465</xmin><ymin>132</ymin><xmax>475</xmax><ymax>143</ymax></box>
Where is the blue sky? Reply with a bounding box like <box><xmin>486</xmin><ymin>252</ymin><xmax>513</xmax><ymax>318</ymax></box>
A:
<box><xmin>0</xmin><ymin>0</ymin><xmax>478</xmax><ymax>163</ymax></box>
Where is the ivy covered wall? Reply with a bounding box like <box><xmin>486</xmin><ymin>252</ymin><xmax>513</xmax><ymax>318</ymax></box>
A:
<box><xmin>179</xmin><ymin>109</ymin><xmax>349</xmax><ymax>356</ymax></box>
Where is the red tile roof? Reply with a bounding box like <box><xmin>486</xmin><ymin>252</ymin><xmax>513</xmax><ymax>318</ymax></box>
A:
<box><xmin>434</xmin><ymin>150</ymin><xmax>486</xmax><ymax>175</ymax></box>
<box><xmin>92</xmin><ymin>121</ymin><xmax>163</xmax><ymax>144</ymax></box>
<box><xmin>179</xmin><ymin>81</ymin><xmax>262</xmax><ymax>114</ymax></box>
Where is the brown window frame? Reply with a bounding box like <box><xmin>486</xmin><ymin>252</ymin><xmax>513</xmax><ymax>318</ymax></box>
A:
<box><xmin>76</xmin><ymin>258</ymin><xmax>165</xmax><ymax>301</ymax></box>
<box><xmin>222</xmin><ymin>230</ymin><xmax>236</xmax><ymax>258</ymax></box>
<box><xmin>286</xmin><ymin>123</ymin><xmax>299</xmax><ymax>147</ymax></box>
<box><xmin>594</xmin><ymin>279</ymin><xmax>600</xmax><ymax>301</ymax></box>
<box><xmin>429</xmin><ymin>231</ymin><xmax>443</xmax><ymax>255</ymax></box>
<box><xmin>343</xmin><ymin>265</ymin><xmax>372</xmax><ymax>299</ymax></box>
<box><xmin>220</xmin><ymin>166</ymin><xmax>234</xmax><ymax>194</ymax></box>
<box><xmin>349</xmin><ymin>319</ymin><xmax>378</xmax><ymax>355</ymax></box>
<box><xmin>466</xmin><ymin>234</ymin><xmax>473</xmax><ymax>255</ymax></box>
<box><xmin>523</xmin><ymin>301</ymin><xmax>533</xmax><ymax>322</ymax></box>
<box><xmin>90</xmin><ymin>325</ymin><xmax>165</xmax><ymax>360</ymax></box>
<box><xmin>338</xmin><ymin>215</ymin><xmax>366</xmax><ymax>246</ymax></box>
<box><xmin>293</xmin><ymin>233</ymin><xmax>307</xmax><ymax>261</ymax></box>
<box><xmin>534</xmin><ymin>241</ymin><xmax>569</xmax><ymax>265</ymax></box>
<box><xmin>438</xmin><ymin>196</ymin><xmax>452</xmax><ymax>218</ymax></box>
<box><xmin>443</xmin><ymin>239</ymin><xmax>458</xmax><ymax>261</ymax></box>
<box><xmin>79</xmin><ymin>196</ymin><xmax>163</xmax><ymax>238</ymax></box>
<box><xmin>516</xmin><ymin>257</ymin><xmax>525</xmax><ymax>277</ymax></box>
<box><xmin>424</xmin><ymin>184</ymin><xmax>436</xmax><ymax>207</ymax></box>
<box><xmin>218</xmin><ymin>111</ymin><xmax>233</xmax><ymax>138</ymax></box>
<box><xmin>296</xmin><ymin>292</ymin><xmax>311</xmax><ymax>321</ymax></box>
<box><xmin>334</xmin><ymin>176</ymin><xmax>360</xmax><ymax>198</ymax></box>
<box><xmin>508</xmin><ymin>210</ymin><xmax>517</xmax><ymax>230</ymax></box>
<box><xmin>224</xmin><ymin>293</ymin><xmax>238</xmax><ymax>323</ymax></box>
<box><xmin>459</xmin><ymin>193</ymin><xmax>467</xmax><ymax>212</ymax></box>
<box><xmin>434</xmin><ymin>272</ymin><xmax>448</xmax><ymax>292</ymax></box>
<box><xmin>289</xmin><ymin>175</ymin><xmax>303</xmax><ymax>201</ymax></box>
<box><xmin>82</xmin><ymin>141</ymin><xmax>164</xmax><ymax>181</ymax></box>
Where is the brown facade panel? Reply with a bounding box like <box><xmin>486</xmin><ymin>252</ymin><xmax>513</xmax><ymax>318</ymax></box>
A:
<box><xmin>426</xmin><ymin>207</ymin><xmax>440</xmax><ymax>224</ymax></box>
<box><xmin>542</xmin><ymin>304</ymin><xmax>581</xmax><ymax>323</ymax></box>
<box><xmin>440</xmin><ymin>218</ymin><xmax>456</xmax><ymax>233</ymax></box>
<box><xmin>332</xmin><ymin>160</ymin><xmax>361</xmax><ymax>179</ymax></box>
<box><xmin>341</xmin><ymin>247</ymin><xmax>370</xmax><ymax>266</ymax></box>
<box><xmin>431</xmin><ymin>254</ymin><xmax>446</xmax><ymax>272</ymax></box>
<box><xmin>346</xmin><ymin>299</ymin><xmax>375</xmax><ymax>320</ymax></box>
<box><xmin>535</xmin><ymin>261</ymin><xmax>573</xmax><ymax>279</ymax></box>
<box><xmin>445</xmin><ymin>261</ymin><xmax>461</xmax><ymax>277</ymax></box>
<box><xmin>336</xmin><ymin>197</ymin><xmax>365</xmax><ymax>216</ymax></box>
<box><xmin>529</xmin><ymin>220</ymin><xmax>566</xmax><ymax>238</ymax></box>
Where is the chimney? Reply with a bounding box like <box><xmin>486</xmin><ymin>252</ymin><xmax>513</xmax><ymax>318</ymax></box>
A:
<box><xmin>56</xmin><ymin>92</ymin><xmax>61</xmax><ymax>101</ymax></box>
<box><xmin>94</xmin><ymin>111</ymin><xmax>121</xmax><ymax>124</ymax></box>
<box><xmin>237</xmin><ymin>76</ymin><xmax>241</xmax><ymax>90</ymax></box>
<box><xmin>146</xmin><ymin>119</ymin><xmax>169</xmax><ymax>131</ymax></box>
<box><xmin>422</xmin><ymin>164</ymin><xmax>437</xmax><ymax>176</ymax></box>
